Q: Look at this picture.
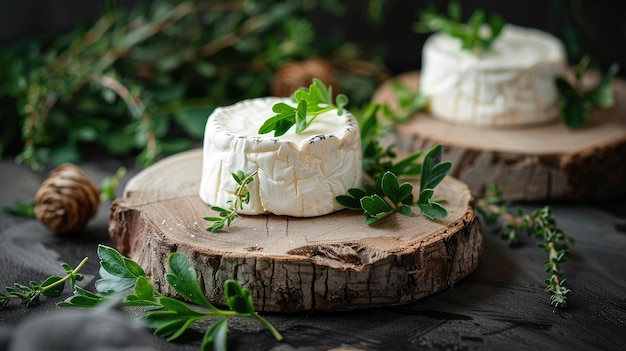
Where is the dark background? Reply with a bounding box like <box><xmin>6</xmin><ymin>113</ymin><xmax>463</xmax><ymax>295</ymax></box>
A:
<box><xmin>2</xmin><ymin>0</ymin><xmax>625</xmax><ymax>77</ymax></box>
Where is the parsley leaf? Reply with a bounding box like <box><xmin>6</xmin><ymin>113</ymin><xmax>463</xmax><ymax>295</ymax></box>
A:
<box><xmin>59</xmin><ymin>245</ymin><xmax>283</xmax><ymax>349</ymax></box>
<box><xmin>259</xmin><ymin>78</ymin><xmax>348</xmax><ymax>137</ymax></box>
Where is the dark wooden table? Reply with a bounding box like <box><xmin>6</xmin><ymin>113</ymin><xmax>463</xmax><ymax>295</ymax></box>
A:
<box><xmin>1</xmin><ymin>157</ymin><xmax>625</xmax><ymax>351</ymax></box>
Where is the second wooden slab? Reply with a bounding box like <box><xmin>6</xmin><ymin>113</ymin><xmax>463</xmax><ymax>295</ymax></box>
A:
<box><xmin>109</xmin><ymin>149</ymin><xmax>482</xmax><ymax>312</ymax></box>
<box><xmin>373</xmin><ymin>71</ymin><xmax>626</xmax><ymax>201</ymax></box>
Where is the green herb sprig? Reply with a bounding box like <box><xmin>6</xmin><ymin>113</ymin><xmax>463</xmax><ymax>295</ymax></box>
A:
<box><xmin>203</xmin><ymin>170</ymin><xmax>258</xmax><ymax>233</ymax></box>
<box><xmin>61</xmin><ymin>245</ymin><xmax>283</xmax><ymax>351</ymax></box>
<box><xmin>555</xmin><ymin>56</ymin><xmax>619</xmax><ymax>129</ymax></box>
<box><xmin>389</xmin><ymin>80</ymin><xmax>429</xmax><ymax>123</ymax></box>
<box><xmin>336</xmin><ymin>143</ymin><xmax>451</xmax><ymax>224</ymax></box>
<box><xmin>0</xmin><ymin>257</ymin><xmax>87</xmax><ymax>309</ymax></box>
<box><xmin>414</xmin><ymin>1</ymin><xmax>506</xmax><ymax>52</ymax></box>
<box><xmin>358</xmin><ymin>102</ymin><xmax>424</xmax><ymax>180</ymax></box>
<box><xmin>1</xmin><ymin>1</ymin><xmax>385</xmax><ymax>170</ymax></box>
<box><xmin>476</xmin><ymin>185</ymin><xmax>574</xmax><ymax>309</ymax></box>
<box><xmin>258</xmin><ymin>79</ymin><xmax>348</xmax><ymax>137</ymax></box>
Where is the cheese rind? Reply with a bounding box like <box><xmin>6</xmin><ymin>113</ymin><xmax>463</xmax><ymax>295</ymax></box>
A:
<box><xmin>199</xmin><ymin>97</ymin><xmax>362</xmax><ymax>217</ymax></box>
<box><xmin>419</xmin><ymin>24</ymin><xmax>567</xmax><ymax>126</ymax></box>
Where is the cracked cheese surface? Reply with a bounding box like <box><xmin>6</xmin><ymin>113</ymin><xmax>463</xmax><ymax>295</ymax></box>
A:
<box><xmin>199</xmin><ymin>97</ymin><xmax>362</xmax><ymax>217</ymax></box>
<box><xmin>420</xmin><ymin>24</ymin><xmax>566</xmax><ymax>127</ymax></box>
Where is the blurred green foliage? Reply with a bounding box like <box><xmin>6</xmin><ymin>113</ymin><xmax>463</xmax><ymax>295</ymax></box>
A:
<box><xmin>0</xmin><ymin>0</ymin><xmax>388</xmax><ymax>170</ymax></box>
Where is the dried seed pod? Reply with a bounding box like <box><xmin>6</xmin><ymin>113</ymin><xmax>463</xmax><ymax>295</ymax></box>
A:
<box><xmin>34</xmin><ymin>164</ymin><xmax>100</xmax><ymax>234</ymax></box>
<box><xmin>271</xmin><ymin>57</ymin><xmax>340</xmax><ymax>98</ymax></box>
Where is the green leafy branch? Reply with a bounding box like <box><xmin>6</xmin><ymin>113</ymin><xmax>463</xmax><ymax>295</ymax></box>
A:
<box><xmin>336</xmin><ymin>143</ymin><xmax>451</xmax><ymax>224</ymax></box>
<box><xmin>0</xmin><ymin>258</ymin><xmax>87</xmax><ymax>309</ymax></box>
<box><xmin>60</xmin><ymin>245</ymin><xmax>282</xmax><ymax>351</ymax></box>
<box><xmin>357</xmin><ymin>102</ymin><xmax>424</xmax><ymax>180</ymax></box>
<box><xmin>2</xmin><ymin>1</ymin><xmax>385</xmax><ymax>170</ymax></box>
<box><xmin>476</xmin><ymin>185</ymin><xmax>574</xmax><ymax>309</ymax></box>
<box><xmin>388</xmin><ymin>80</ymin><xmax>429</xmax><ymax>123</ymax></box>
<box><xmin>555</xmin><ymin>56</ymin><xmax>619</xmax><ymax>129</ymax></box>
<box><xmin>414</xmin><ymin>1</ymin><xmax>506</xmax><ymax>52</ymax></box>
<box><xmin>258</xmin><ymin>78</ymin><xmax>348</xmax><ymax>137</ymax></box>
<box><xmin>203</xmin><ymin>170</ymin><xmax>258</xmax><ymax>233</ymax></box>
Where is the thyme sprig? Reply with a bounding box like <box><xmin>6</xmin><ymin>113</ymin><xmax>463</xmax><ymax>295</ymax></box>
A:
<box><xmin>555</xmin><ymin>56</ymin><xmax>619</xmax><ymax>129</ymax></box>
<box><xmin>414</xmin><ymin>1</ymin><xmax>506</xmax><ymax>52</ymax></box>
<box><xmin>476</xmin><ymin>185</ymin><xmax>574</xmax><ymax>309</ymax></box>
<box><xmin>0</xmin><ymin>257</ymin><xmax>87</xmax><ymax>309</ymax></box>
<box><xmin>203</xmin><ymin>170</ymin><xmax>258</xmax><ymax>233</ymax></box>
<box><xmin>259</xmin><ymin>79</ymin><xmax>348</xmax><ymax>137</ymax></box>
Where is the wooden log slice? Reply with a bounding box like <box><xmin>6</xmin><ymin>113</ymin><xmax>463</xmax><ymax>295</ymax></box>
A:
<box><xmin>109</xmin><ymin>149</ymin><xmax>482</xmax><ymax>312</ymax></box>
<box><xmin>373</xmin><ymin>71</ymin><xmax>626</xmax><ymax>202</ymax></box>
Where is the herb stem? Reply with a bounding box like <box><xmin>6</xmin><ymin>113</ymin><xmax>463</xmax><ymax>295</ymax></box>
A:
<box><xmin>476</xmin><ymin>189</ymin><xmax>573</xmax><ymax>309</ymax></box>
<box><xmin>41</xmin><ymin>257</ymin><xmax>88</xmax><ymax>293</ymax></box>
<box><xmin>253</xmin><ymin>313</ymin><xmax>284</xmax><ymax>341</ymax></box>
<box><xmin>223</xmin><ymin>170</ymin><xmax>259</xmax><ymax>221</ymax></box>
<box><xmin>303</xmin><ymin>106</ymin><xmax>336</xmax><ymax>130</ymax></box>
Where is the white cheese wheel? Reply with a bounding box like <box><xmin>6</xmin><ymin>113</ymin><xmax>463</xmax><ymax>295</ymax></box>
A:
<box><xmin>419</xmin><ymin>24</ymin><xmax>567</xmax><ymax>127</ymax></box>
<box><xmin>199</xmin><ymin>97</ymin><xmax>362</xmax><ymax>217</ymax></box>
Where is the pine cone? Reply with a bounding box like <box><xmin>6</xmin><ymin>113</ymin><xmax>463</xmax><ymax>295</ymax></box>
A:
<box><xmin>34</xmin><ymin>164</ymin><xmax>100</xmax><ymax>234</ymax></box>
<box><xmin>271</xmin><ymin>58</ymin><xmax>340</xmax><ymax>98</ymax></box>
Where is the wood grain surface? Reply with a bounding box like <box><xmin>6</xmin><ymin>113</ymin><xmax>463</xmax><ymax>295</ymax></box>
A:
<box><xmin>373</xmin><ymin>71</ymin><xmax>626</xmax><ymax>202</ymax></box>
<box><xmin>109</xmin><ymin>149</ymin><xmax>482</xmax><ymax>312</ymax></box>
<box><xmin>1</xmin><ymin>158</ymin><xmax>625</xmax><ymax>350</ymax></box>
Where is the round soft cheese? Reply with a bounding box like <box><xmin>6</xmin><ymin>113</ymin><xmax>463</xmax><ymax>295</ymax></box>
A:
<box><xmin>199</xmin><ymin>97</ymin><xmax>362</xmax><ymax>217</ymax></box>
<box><xmin>419</xmin><ymin>24</ymin><xmax>567</xmax><ymax>127</ymax></box>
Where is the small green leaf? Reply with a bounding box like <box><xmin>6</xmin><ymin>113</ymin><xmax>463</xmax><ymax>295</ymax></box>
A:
<box><xmin>159</xmin><ymin>296</ymin><xmax>206</xmax><ymax>316</ymax></box>
<box><xmin>231</xmin><ymin>171</ymin><xmax>243</xmax><ymax>185</ymax></box>
<box><xmin>488</xmin><ymin>15</ymin><xmax>506</xmax><ymax>40</ymax></box>
<box><xmin>153</xmin><ymin>317</ymin><xmax>192</xmax><ymax>341</ymax></box>
<box><xmin>335</xmin><ymin>94</ymin><xmax>348</xmax><ymax>115</ymax></box>
<box><xmin>423</xmin><ymin>161</ymin><xmax>452</xmax><ymax>190</ymax></box>
<box><xmin>202</xmin><ymin>318</ymin><xmax>229</xmax><ymax>351</ymax></box>
<box><xmin>131</xmin><ymin>276</ymin><xmax>156</xmax><ymax>302</ymax></box>
<box><xmin>95</xmin><ymin>266</ymin><xmax>137</xmax><ymax>294</ymax></box>
<box><xmin>389</xmin><ymin>151</ymin><xmax>422</xmax><ymax>176</ymax></box>
<box><xmin>140</xmin><ymin>311</ymin><xmax>179</xmax><ymax>329</ymax></box>
<box><xmin>398</xmin><ymin>205</ymin><xmax>412</xmax><ymax>216</ymax></box>
<box><xmin>224</xmin><ymin>280</ymin><xmax>255</xmax><ymax>314</ymax></box>
<box><xmin>98</xmin><ymin>245</ymin><xmax>143</xmax><ymax>279</ymax></box>
<box><xmin>40</xmin><ymin>276</ymin><xmax>64</xmax><ymax>297</ymax></box>
<box><xmin>418</xmin><ymin>188</ymin><xmax>435</xmax><ymax>205</ymax></box>
<box><xmin>588</xmin><ymin>63</ymin><xmax>618</xmax><ymax>108</ymax></box>
<box><xmin>295</xmin><ymin>100</ymin><xmax>308</xmax><ymax>133</ymax></box>
<box><xmin>418</xmin><ymin>202</ymin><xmax>448</xmax><ymax>219</ymax></box>
<box><xmin>58</xmin><ymin>293</ymin><xmax>108</xmax><ymax>308</ymax></box>
<box><xmin>166</xmin><ymin>253</ymin><xmax>213</xmax><ymax>309</ymax></box>
<box><xmin>560</xmin><ymin>97</ymin><xmax>592</xmax><ymax>129</ymax></box>
<box><xmin>380</xmin><ymin>172</ymin><xmax>401</xmax><ymax>203</ymax></box>
<box><xmin>575</xmin><ymin>55</ymin><xmax>591</xmax><ymax>81</ymax></box>
<box><xmin>420</xmin><ymin>144</ymin><xmax>444</xmax><ymax>191</ymax></box>
<box><xmin>360</xmin><ymin>194</ymin><xmax>393</xmax><ymax>217</ymax></box>
<box><xmin>335</xmin><ymin>194</ymin><xmax>362</xmax><ymax>211</ymax></box>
